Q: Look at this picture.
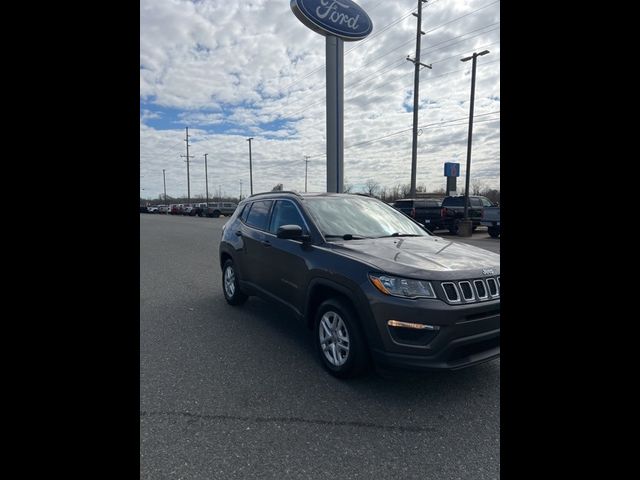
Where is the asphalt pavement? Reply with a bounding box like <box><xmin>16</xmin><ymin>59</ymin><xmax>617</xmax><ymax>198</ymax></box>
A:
<box><xmin>140</xmin><ymin>214</ymin><xmax>500</xmax><ymax>480</ymax></box>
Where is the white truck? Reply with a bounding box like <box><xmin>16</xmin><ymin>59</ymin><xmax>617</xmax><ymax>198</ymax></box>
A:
<box><xmin>481</xmin><ymin>206</ymin><xmax>500</xmax><ymax>238</ymax></box>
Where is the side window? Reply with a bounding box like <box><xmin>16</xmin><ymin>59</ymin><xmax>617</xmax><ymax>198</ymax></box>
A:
<box><xmin>481</xmin><ymin>197</ymin><xmax>493</xmax><ymax>207</ymax></box>
<box><xmin>470</xmin><ymin>198</ymin><xmax>482</xmax><ymax>207</ymax></box>
<box><xmin>240</xmin><ymin>204</ymin><xmax>251</xmax><ymax>223</ymax></box>
<box><xmin>269</xmin><ymin>201</ymin><xmax>306</xmax><ymax>234</ymax></box>
<box><xmin>244</xmin><ymin>200</ymin><xmax>273</xmax><ymax>230</ymax></box>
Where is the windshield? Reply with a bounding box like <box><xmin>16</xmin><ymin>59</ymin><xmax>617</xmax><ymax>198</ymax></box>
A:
<box><xmin>304</xmin><ymin>196</ymin><xmax>428</xmax><ymax>239</ymax></box>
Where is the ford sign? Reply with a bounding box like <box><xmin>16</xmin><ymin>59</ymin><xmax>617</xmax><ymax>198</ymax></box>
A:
<box><xmin>291</xmin><ymin>0</ymin><xmax>373</xmax><ymax>41</ymax></box>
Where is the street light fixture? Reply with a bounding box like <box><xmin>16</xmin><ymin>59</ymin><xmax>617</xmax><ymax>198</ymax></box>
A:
<box><xmin>247</xmin><ymin>137</ymin><xmax>254</xmax><ymax>196</ymax></box>
<box><xmin>459</xmin><ymin>50</ymin><xmax>490</xmax><ymax>235</ymax></box>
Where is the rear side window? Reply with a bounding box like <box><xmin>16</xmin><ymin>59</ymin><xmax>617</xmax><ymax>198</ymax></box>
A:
<box><xmin>240</xmin><ymin>204</ymin><xmax>251</xmax><ymax>223</ymax></box>
<box><xmin>394</xmin><ymin>200</ymin><xmax>412</xmax><ymax>207</ymax></box>
<box><xmin>244</xmin><ymin>200</ymin><xmax>273</xmax><ymax>230</ymax></box>
<box><xmin>480</xmin><ymin>197</ymin><xmax>493</xmax><ymax>207</ymax></box>
<box><xmin>470</xmin><ymin>198</ymin><xmax>482</xmax><ymax>207</ymax></box>
<box><xmin>443</xmin><ymin>197</ymin><xmax>465</xmax><ymax>207</ymax></box>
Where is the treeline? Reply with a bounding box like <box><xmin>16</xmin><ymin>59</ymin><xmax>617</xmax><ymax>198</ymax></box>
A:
<box><xmin>140</xmin><ymin>181</ymin><xmax>499</xmax><ymax>206</ymax></box>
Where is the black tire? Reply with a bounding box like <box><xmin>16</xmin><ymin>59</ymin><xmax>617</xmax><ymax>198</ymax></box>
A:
<box><xmin>213</xmin><ymin>210</ymin><xmax>221</xmax><ymax>218</ymax></box>
<box><xmin>448</xmin><ymin>224</ymin><xmax>459</xmax><ymax>234</ymax></box>
<box><xmin>314</xmin><ymin>298</ymin><xmax>369</xmax><ymax>379</ymax></box>
<box><xmin>222</xmin><ymin>259</ymin><xmax>248</xmax><ymax>305</ymax></box>
<box><xmin>488</xmin><ymin>226</ymin><xmax>500</xmax><ymax>238</ymax></box>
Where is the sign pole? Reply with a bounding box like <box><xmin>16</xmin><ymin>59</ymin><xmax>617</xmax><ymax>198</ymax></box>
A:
<box><xmin>326</xmin><ymin>35</ymin><xmax>344</xmax><ymax>193</ymax></box>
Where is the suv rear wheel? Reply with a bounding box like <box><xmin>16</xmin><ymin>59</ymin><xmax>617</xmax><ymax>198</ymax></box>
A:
<box><xmin>222</xmin><ymin>259</ymin><xmax>248</xmax><ymax>305</ymax></box>
<box><xmin>314</xmin><ymin>298</ymin><xmax>369</xmax><ymax>378</ymax></box>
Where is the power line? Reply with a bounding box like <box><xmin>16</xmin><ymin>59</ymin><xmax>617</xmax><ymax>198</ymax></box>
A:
<box><xmin>275</xmin><ymin>15</ymin><xmax>500</xmax><ymax>117</ymax></box>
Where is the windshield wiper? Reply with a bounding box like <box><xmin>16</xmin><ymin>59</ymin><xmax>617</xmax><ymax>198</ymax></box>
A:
<box><xmin>324</xmin><ymin>234</ymin><xmax>369</xmax><ymax>240</ymax></box>
<box><xmin>378</xmin><ymin>233</ymin><xmax>422</xmax><ymax>238</ymax></box>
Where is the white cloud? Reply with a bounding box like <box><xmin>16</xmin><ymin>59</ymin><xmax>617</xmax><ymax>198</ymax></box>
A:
<box><xmin>140</xmin><ymin>0</ymin><xmax>500</xmax><ymax>198</ymax></box>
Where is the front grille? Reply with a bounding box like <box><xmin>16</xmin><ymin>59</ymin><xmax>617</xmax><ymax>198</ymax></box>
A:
<box><xmin>439</xmin><ymin>275</ymin><xmax>500</xmax><ymax>304</ymax></box>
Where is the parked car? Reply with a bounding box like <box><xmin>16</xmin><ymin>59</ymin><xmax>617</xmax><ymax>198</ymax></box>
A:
<box><xmin>157</xmin><ymin>205</ymin><xmax>170</xmax><ymax>214</ymax></box>
<box><xmin>481</xmin><ymin>206</ymin><xmax>500</xmax><ymax>238</ymax></box>
<box><xmin>147</xmin><ymin>206</ymin><xmax>159</xmax><ymax>214</ymax></box>
<box><xmin>170</xmin><ymin>204</ymin><xmax>184</xmax><ymax>215</ymax></box>
<box><xmin>393</xmin><ymin>197</ymin><xmax>443</xmax><ymax>231</ymax></box>
<box><xmin>182</xmin><ymin>205</ymin><xmax>195</xmax><ymax>216</ymax></box>
<box><xmin>219</xmin><ymin>191</ymin><xmax>500</xmax><ymax>378</ymax></box>
<box><xmin>193</xmin><ymin>203</ymin><xmax>207</xmax><ymax>217</ymax></box>
<box><xmin>206</xmin><ymin>202</ymin><xmax>238</xmax><ymax>218</ymax></box>
<box><xmin>441</xmin><ymin>195</ymin><xmax>495</xmax><ymax>234</ymax></box>
<box><xmin>139</xmin><ymin>205</ymin><xmax>149</xmax><ymax>213</ymax></box>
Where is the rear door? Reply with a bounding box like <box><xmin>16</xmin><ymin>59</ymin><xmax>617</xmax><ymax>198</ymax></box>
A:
<box><xmin>240</xmin><ymin>200</ymin><xmax>274</xmax><ymax>286</ymax></box>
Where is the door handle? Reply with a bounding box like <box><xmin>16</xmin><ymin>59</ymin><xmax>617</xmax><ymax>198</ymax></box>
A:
<box><xmin>262</xmin><ymin>240</ymin><xmax>271</xmax><ymax>247</ymax></box>
<box><xmin>235</xmin><ymin>230</ymin><xmax>242</xmax><ymax>237</ymax></box>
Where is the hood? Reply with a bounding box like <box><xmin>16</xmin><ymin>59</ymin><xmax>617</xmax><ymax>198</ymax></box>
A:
<box><xmin>328</xmin><ymin>236</ymin><xmax>500</xmax><ymax>280</ymax></box>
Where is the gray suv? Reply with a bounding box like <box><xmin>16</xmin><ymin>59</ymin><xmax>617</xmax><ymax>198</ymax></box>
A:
<box><xmin>219</xmin><ymin>192</ymin><xmax>500</xmax><ymax>378</ymax></box>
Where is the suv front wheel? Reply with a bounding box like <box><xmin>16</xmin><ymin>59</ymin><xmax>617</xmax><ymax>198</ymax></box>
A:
<box><xmin>314</xmin><ymin>298</ymin><xmax>369</xmax><ymax>378</ymax></box>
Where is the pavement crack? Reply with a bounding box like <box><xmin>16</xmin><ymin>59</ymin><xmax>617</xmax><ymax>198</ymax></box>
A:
<box><xmin>140</xmin><ymin>410</ymin><xmax>435</xmax><ymax>433</ymax></box>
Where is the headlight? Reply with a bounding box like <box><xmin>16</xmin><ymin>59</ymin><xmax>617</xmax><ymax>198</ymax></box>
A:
<box><xmin>369</xmin><ymin>274</ymin><xmax>436</xmax><ymax>299</ymax></box>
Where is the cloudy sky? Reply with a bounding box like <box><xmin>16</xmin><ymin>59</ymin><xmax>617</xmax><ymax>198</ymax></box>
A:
<box><xmin>140</xmin><ymin>0</ymin><xmax>500</xmax><ymax>200</ymax></box>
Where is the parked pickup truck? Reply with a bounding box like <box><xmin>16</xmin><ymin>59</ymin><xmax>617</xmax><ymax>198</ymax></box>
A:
<box><xmin>393</xmin><ymin>198</ymin><xmax>443</xmax><ymax>231</ymax></box>
<box><xmin>481</xmin><ymin>206</ymin><xmax>500</xmax><ymax>238</ymax></box>
<box><xmin>441</xmin><ymin>195</ymin><xmax>495</xmax><ymax>234</ymax></box>
<box><xmin>205</xmin><ymin>202</ymin><xmax>238</xmax><ymax>218</ymax></box>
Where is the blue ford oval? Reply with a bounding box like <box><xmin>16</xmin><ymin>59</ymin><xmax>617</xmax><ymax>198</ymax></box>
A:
<box><xmin>291</xmin><ymin>0</ymin><xmax>373</xmax><ymax>41</ymax></box>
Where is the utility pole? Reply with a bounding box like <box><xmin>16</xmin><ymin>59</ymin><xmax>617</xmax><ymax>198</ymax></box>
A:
<box><xmin>304</xmin><ymin>155</ymin><xmax>310</xmax><ymax>192</ymax></box>
<box><xmin>239</xmin><ymin>180</ymin><xmax>243</xmax><ymax>201</ymax></box>
<box><xmin>162</xmin><ymin>169</ymin><xmax>167</xmax><ymax>204</ymax></box>
<box><xmin>180</xmin><ymin>127</ymin><xmax>193</xmax><ymax>204</ymax></box>
<box><xmin>247</xmin><ymin>137</ymin><xmax>254</xmax><ymax>196</ymax></box>
<box><xmin>204</xmin><ymin>153</ymin><xmax>209</xmax><ymax>204</ymax></box>
<box><xmin>407</xmin><ymin>0</ymin><xmax>432</xmax><ymax>198</ymax></box>
<box><xmin>461</xmin><ymin>50</ymin><xmax>490</xmax><ymax>223</ymax></box>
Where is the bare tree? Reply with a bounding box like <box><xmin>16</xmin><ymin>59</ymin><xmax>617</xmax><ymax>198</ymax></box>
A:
<box><xmin>272</xmin><ymin>183</ymin><xmax>284</xmax><ymax>191</ymax></box>
<box><xmin>343</xmin><ymin>178</ymin><xmax>354</xmax><ymax>193</ymax></box>
<box><xmin>364</xmin><ymin>179</ymin><xmax>380</xmax><ymax>197</ymax></box>
<box><xmin>472</xmin><ymin>181</ymin><xmax>485</xmax><ymax>196</ymax></box>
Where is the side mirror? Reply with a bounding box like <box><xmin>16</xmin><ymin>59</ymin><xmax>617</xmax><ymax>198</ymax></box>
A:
<box><xmin>277</xmin><ymin>224</ymin><xmax>310</xmax><ymax>243</ymax></box>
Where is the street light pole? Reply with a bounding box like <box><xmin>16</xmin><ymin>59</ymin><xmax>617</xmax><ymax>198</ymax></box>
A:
<box><xmin>304</xmin><ymin>155</ymin><xmax>310</xmax><ymax>192</ymax></box>
<box><xmin>163</xmin><ymin>169</ymin><xmax>167</xmax><ymax>204</ymax></box>
<box><xmin>247</xmin><ymin>137</ymin><xmax>254</xmax><ymax>196</ymax></box>
<box><xmin>204</xmin><ymin>153</ymin><xmax>209</xmax><ymax>204</ymax></box>
<box><xmin>461</xmin><ymin>50</ymin><xmax>490</xmax><ymax>222</ymax></box>
<box><xmin>408</xmin><ymin>0</ymin><xmax>431</xmax><ymax>198</ymax></box>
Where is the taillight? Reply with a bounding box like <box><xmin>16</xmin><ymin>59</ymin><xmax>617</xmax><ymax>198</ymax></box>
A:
<box><xmin>441</xmin><ymin>208</ymin><xmax>446</xmax><ymax>218</ymax></box>
<box><xmin>411</xmin><ymin>208</ymin><xmax>416</xmax><ymax>218</ymax></box>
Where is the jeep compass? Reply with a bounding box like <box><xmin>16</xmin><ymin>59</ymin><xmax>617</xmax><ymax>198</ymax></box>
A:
<box><xmin>219</xmin><ymin>192</ymin><xmax>500</xmax><ymax>378</ymax></box>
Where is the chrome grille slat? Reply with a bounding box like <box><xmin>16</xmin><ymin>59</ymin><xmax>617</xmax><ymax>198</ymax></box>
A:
<box><xmin>441</xmin><ymin>282</ymin><xmax>461</xmax><ymax>303</ymax></box>
<box><xmin>473</xmin><ymin>280</ymin><xmax>488</xmax><ymax>300</ymax></box>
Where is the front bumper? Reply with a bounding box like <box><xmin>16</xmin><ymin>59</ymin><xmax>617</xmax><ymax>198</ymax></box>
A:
<box><xmin>371</xmin><ymin>328</ymin><xmax>500</xmax><ymax>371</ymax></box>
<box><xmin>359</xmin><ymin>283</ymin><xmax>500</xmax><ymax>371</ymax></box>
